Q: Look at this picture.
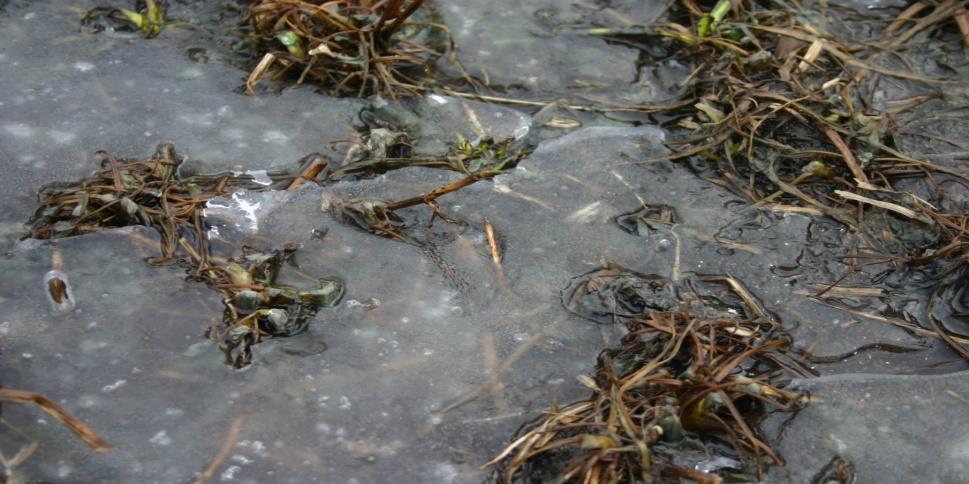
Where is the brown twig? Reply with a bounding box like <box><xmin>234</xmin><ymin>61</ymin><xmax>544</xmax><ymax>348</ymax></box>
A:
<box><xmin>483</xmin><ymin>217</ymin><xmax>505</xmax><ymax>284</ymax></box>
<box><xmin>385</xmin><ymin>170</ymin><xmax>497</xmax><ymax>211</ymax></box>
<box><xmin>194</xmin><ymin>415</ymin><xmax>245</xmax><ymax>484</ymax></box>
<box><xmin>0</xmin><ymin>388</ymin><xmax>111</xmax><ymax>452</ymax></box>
<box><xmin>955</xmin><ymin>8</ymin><xmax>969</xmax><ymax>53</ymax></box>
<box><xmin>288</xmin><ymin>155</ymin><xmax>328</xmax><ymax>190</ymax></box>
<box><xmin>885</xmin><ymin>1</ymin><xmax>928</xmax><ymax>35</ymax></box>
<box><xmin>821</xmin><ymin>125</ymin><xmax>868</xmax><ymax>184</ymax></box>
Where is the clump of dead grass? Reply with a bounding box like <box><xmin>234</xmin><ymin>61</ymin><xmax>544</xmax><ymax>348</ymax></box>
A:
<box><xmin>243</xmin><ymin>0</ymin><xmax>457</xmax><ymax>97</ymax></box>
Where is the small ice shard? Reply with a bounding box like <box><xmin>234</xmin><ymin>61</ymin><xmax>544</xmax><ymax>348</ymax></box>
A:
<box><xmin>149</xmin><ymin>430</ymin><xmax>172</xmax><ymax>446</ymax></box>
<box><xmin>72</xmin><ymin>61</ymin><xmax>95</xmax><ymax>72</ymax></box>
<box><xmin>244</xmin><ymin>170</ymin><xmax>272</xmax><ymax>186</ymax></box>
<box><xmin>204</xmin><ymin>191</ymin><xmax>263</xmax><ymax>233</ymax></box>
<box><xmin>220</xmin><ymin>465</ymin><xmax>241</xmax><ymax>481</ymax></box>
<box><xmin>102</xmin><ymin>380</ymin><xmax>127</xmax><ymax>392</ymax></box>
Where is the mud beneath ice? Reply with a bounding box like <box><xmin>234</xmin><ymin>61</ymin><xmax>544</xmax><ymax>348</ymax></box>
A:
<box><xmin>1</xmin><ymin>1</ymin><xmax>967</xmax><ymax>483</ymax></box>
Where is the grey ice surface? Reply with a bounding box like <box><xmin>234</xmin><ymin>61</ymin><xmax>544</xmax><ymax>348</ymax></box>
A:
<box><xmin>763</xmin><ymin>370</ymin><xmax>969</xmax><ymax>484</ymax></box>
<box><xmin>1</xmin><ymin>1</ymin><xmax>968</xmax><ymax>483</ymax></box>
<box><xmin>0</xmin><ymin>0</ymin><xmax>362</xmax><ymax>245</ymax></box>
<box><xmin>0</xmin><ymin>229</ymin><xmax>232</xmax><ymax>483</ymax></box>
<box><xmin>437</xmin><ymin>0</ymin><xmax>690</xmax><ymax>103</ymax></box>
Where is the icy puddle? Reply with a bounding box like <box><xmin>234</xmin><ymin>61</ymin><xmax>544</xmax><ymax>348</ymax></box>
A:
<box><xmin>3</xmin><ymin>122</ymin><xmax>966</xmax><ymax>482</ymax></box>
<box><xmin>1</xmin><ymin>1</ymin><xmax>967</xmax><ymax>483</ymax></box>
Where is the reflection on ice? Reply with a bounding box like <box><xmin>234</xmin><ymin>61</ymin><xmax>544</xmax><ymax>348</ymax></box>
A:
<box><xmin>204</xmin><ymin>191</ymin><xmax>265</xmax><ymax>234</ymax></box>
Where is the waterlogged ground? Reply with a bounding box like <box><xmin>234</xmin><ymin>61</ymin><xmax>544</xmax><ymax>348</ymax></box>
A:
<box><xmin>1</xmin><ymin>1</ymin><xmax>968</xmax><ymax>483</ymax></box>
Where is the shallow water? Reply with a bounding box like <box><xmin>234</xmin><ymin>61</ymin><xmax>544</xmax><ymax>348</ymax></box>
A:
<box><xmin>1</xmin><ymin>1</ymin><xmax>967</xmax><ymax>482</ymax></box>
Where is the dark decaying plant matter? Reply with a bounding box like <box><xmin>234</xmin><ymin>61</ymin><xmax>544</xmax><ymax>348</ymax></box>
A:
<box><xmin>488</xmin><ymin>268</ymin><xmax>810</xmax><ymax>483</ymax></box>
<box><xmin>621</xmin><ymin>0</ymin><xmax>969</xmax><ymax>359</ymax></box>
<box><xmin>639</xmin><ymin>0</ymin><xmax>969</xmax><ymax>261</ymax></box>
<box><xmin>243</xmin><ymin>0</ymin><xmax>458</xmax><ymax>97</ymax></box>
<box><xmin>25</xmin><ymin>145</ymin><xmax>344</xmax><ymax>368</ymax></box>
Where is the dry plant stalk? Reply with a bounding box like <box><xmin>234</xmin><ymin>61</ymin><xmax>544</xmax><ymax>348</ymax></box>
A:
<box><xmin>0</xmin><ymin>388</ymin><xmax>111</xmax><ymax>452</ymax></box>
<box><xmin>193</xmin><ymin>415</ymin><xmax>246</xmax><ymax>484</ymax></box>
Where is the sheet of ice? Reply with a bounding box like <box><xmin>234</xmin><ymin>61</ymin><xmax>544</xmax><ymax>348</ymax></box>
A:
<box><xmin>0</xmin><ymin>1</ymin><xmax>362</xmax><ymax>243</ymax></box>
<box><xmin>763</xmin><ymin>371</ymin><xmax>969</xmax><ymax>482</ymax></box>
<box><xmin>3</xmin><ymin>122</ymin><xmax>966</xmax><ymax>483</ymax></box>
<box><xmin>436</xmin><ymin>0</ymin><xmax>678</xmax><ymax>100</ymax></box>
<box><xmin>1</xmin><ymin>1</ymin><xmax>966</xmax><ymax>483</ymax></box>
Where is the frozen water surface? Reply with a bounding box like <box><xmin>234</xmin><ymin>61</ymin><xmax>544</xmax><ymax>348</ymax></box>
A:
<box><xmin>0</xmin><ymin>1</ymin><xmax>362</xmax><ymax>242</ymax></box>
<box><xmin>1</xmin><ymin>1</ymin><xmax>967</xmax><ymax>483</ymax></box>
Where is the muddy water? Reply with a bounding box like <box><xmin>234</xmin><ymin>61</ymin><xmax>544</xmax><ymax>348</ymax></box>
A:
<box><xmin>1</xmin><ymin>1</ymin><xmax>967</xmax><ymax>483</ymax></box>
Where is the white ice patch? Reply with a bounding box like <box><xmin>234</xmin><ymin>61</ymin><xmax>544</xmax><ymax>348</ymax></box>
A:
<box><xmin>177</xmin><ymin>67</ymin><xmax>203</xmax><ymax>79</ymax></box>
<box><xmin>149</xmin><ymin>430</ymin><xmax>172</xmax><ymax>446</ymax></box>
<box><xmin>72</xmin><ymin>61</ymin><xmax>95</xmax><ymax>72</ymax></box>
<box><xmin>262</xmin><ymin>130</ymin><xmax>288</xmax><ymax>143</ymax></box>
<box><xmin>428</xmin><ymin>94</ymin><xmax>449</xmax><ymax>106</ymax></box>
<box><xmin>220</xmin><ymin>466</ymin><xmax>241</xmax><ymax>481</ymax></box>
<box><xmin>231</xmin><ymin>454</ymin><xmax>252</xmax><ymax>465</ymax></box>
<box><xmin>237</xmin><ymin>440</ymin><xmax>269</xmax><ymax>457</ymax></box>
<box><xmin>222</xmin><ymin>128</ymin><xmax>245</xmax><ymax>139</ymax></box>
<box><xmin>245</xmin><ymin>170</ymin><xmax>272</xmax><ymax>186</ymax></box>
<box><xmin>205</xmin><ymin>192</ymin><xmax>263</xmax><ymax>233</ymax></box>
<box><xmin>48</xmin><ymin>129</ymin><xmax>77</xmax><ymax>144</ymax></box>
<box><xmin>179</xmin><ymin>112</ymin><xmax>214</xmax><ymax>127</ymax></box>
<box><xmin>101</xmin><ymin>379</ymin><xmax>127</xmax><ymax>392</ymax></box>
<box><xmin>4</xmin><ymin>123</ymin><xmax>34</xmax><ymax>137</ymax></box>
